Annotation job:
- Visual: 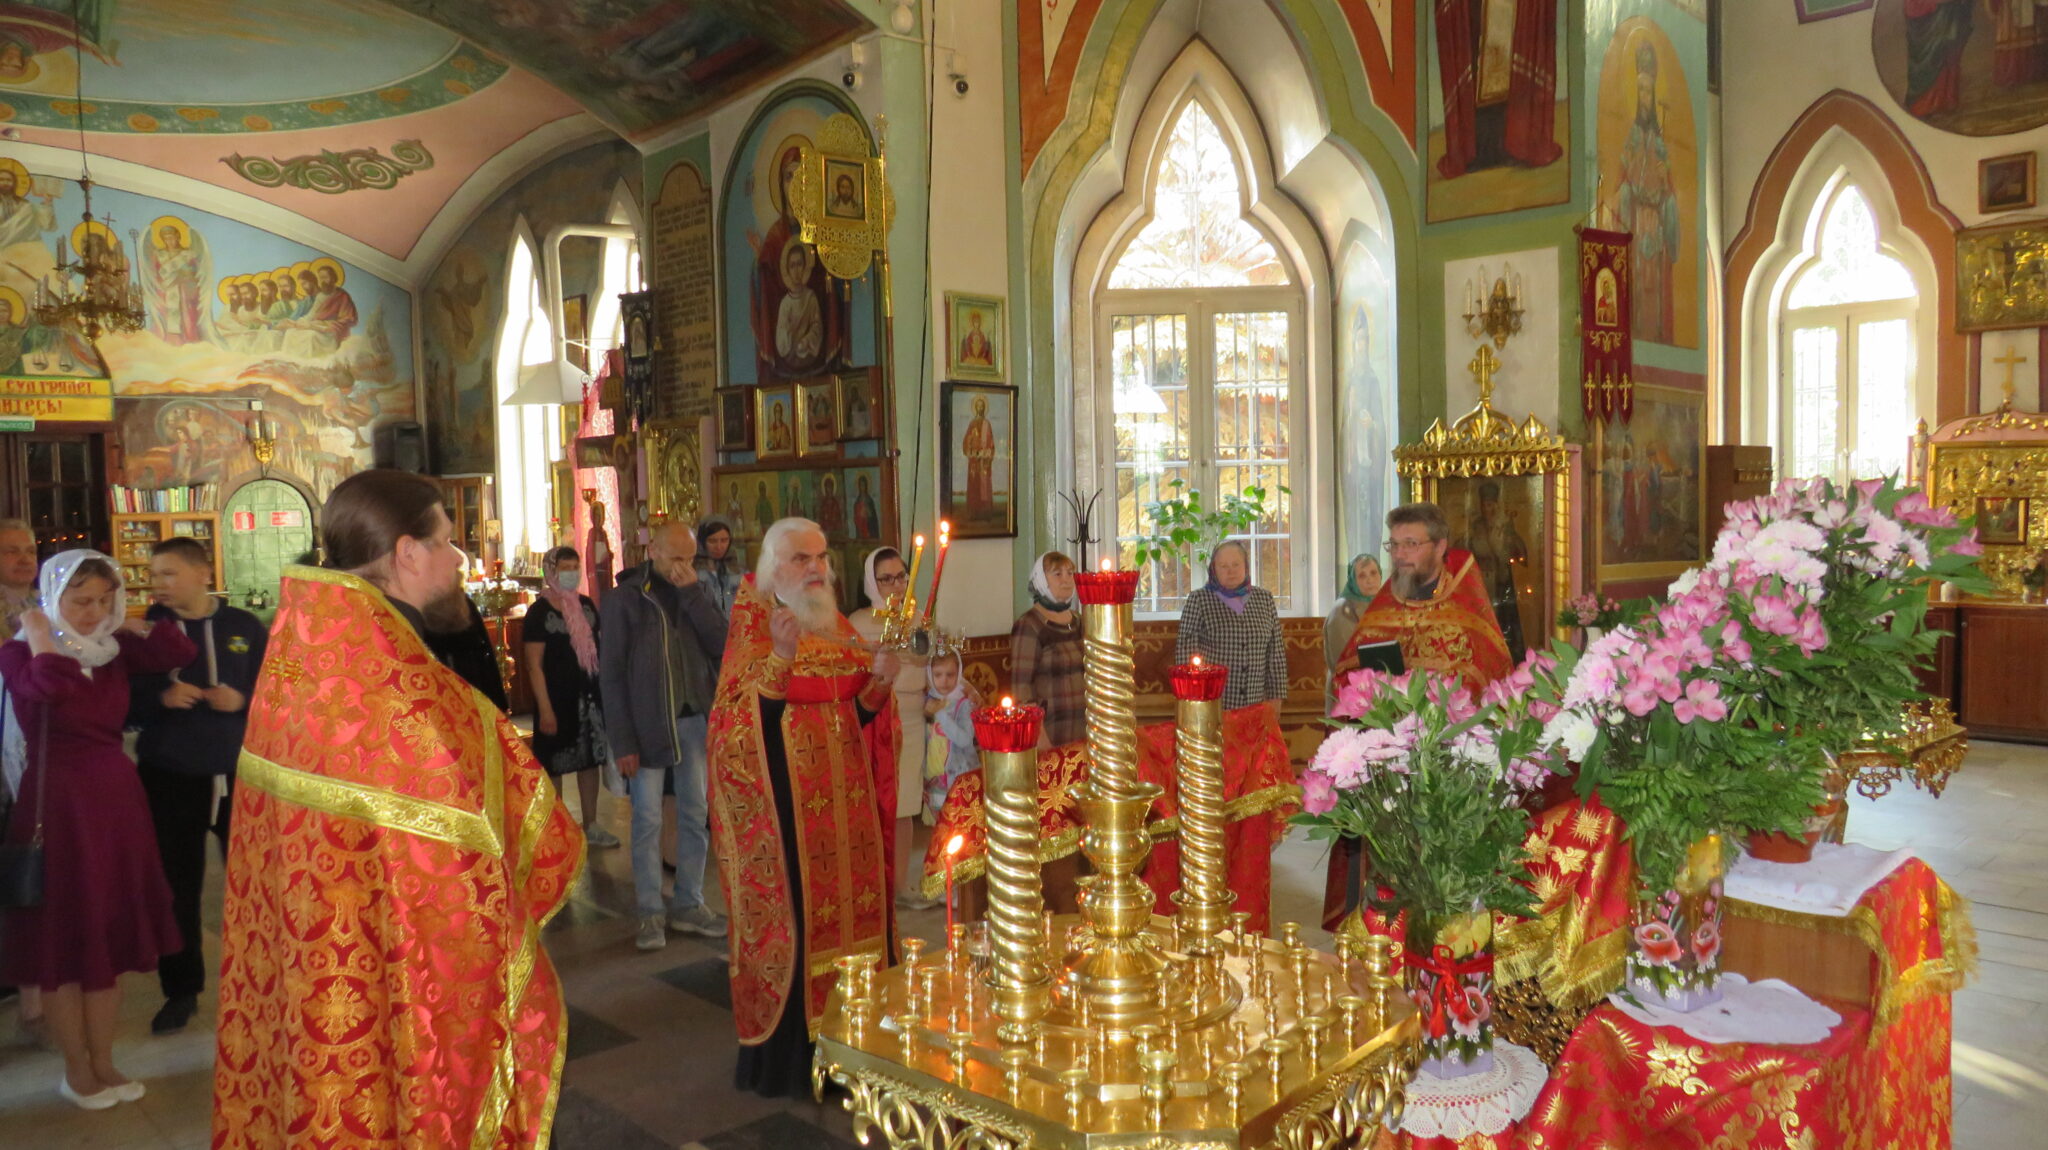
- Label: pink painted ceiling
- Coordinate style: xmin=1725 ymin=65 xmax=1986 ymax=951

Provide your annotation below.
xmin=14 ymin=67 xmax=588 ymax=262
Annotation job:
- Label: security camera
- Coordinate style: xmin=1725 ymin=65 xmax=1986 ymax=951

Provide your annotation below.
xmin=952 ymin=75 xmax=969 ymax=97
xmin=843 ymin=68 xmax=863 ymax=90
xmin=843 ymin=43 xmax=865 ymax=90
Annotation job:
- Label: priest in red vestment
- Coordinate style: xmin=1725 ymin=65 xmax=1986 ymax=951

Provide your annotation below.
xmin=708 ymin=517 xmax=900 ymax=1098
xmin=1322 ymin=501 xmax=1513 ymax=930
xmin=212 ymin=470 xmax=582 ymax=1150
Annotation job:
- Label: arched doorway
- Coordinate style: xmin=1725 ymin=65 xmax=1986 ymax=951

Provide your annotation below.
xmin=221 ymin=478 xmax=314 ymax=622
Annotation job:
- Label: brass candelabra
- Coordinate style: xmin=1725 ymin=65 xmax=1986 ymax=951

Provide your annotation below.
xmin=813 ymin=566 xmax=1419 ymax=1148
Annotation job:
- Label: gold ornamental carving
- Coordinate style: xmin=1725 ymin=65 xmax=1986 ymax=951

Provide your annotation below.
xmin=791 ymin=112 xmax=895 ymax=281
xmin=1917 ymin=406 xmax=2048 ymax=598
xmin=642 ymin=419 xmax=702 ymax=528
xmin=1398 ymin=344 xmax=1577 ymax=641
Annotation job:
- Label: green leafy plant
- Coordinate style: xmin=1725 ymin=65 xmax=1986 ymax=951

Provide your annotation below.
xmin=1127 ymin=479 xmax=1288 ymax=574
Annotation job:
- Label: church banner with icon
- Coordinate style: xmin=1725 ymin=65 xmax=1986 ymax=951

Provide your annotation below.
xmin=1579 ymin=226 xmax=1634 ymax=423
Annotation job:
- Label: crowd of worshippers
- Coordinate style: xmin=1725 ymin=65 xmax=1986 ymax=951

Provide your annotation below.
xmin=0 ymin=484 xmax=1458 ymax=1122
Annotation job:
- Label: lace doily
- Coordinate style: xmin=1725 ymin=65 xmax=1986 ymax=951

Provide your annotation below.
xmin=1727 ymin=842 xmax=1912 ymax=917
xmin=1612 ymin=973 xmax=1842 ymax=1046
xmin=1390 ymin=1040 xmax=1547 ymax=1139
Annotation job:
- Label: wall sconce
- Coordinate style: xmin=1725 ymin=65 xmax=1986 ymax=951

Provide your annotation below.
xmin=245 ymin=400 xmax=277 ymax=477
xmin=1462 ymin=263 xmax=1525 ymax=349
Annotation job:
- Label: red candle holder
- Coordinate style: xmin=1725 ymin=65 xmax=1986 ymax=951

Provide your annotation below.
xmin=973 ymin=702 xmax=1044 ymax=752
xmin=1168 ymin=660 xmax=1229 ymax=702
xmin=1073 ymin=568 xmax=1141 ymax=606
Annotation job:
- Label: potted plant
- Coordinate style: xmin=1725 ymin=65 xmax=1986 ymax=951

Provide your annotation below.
xmin=1127 ymin=478 xmax=1285 ymax=592
xmin=1293 ymin=656 xmax=1561 ymax=1078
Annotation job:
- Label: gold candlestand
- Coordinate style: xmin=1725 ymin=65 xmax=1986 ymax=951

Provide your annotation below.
xmin=1170 ymin=658 xmax=1235 ymax=950
xmin=813 ymin=568 xmax=1420 ymax=1148
xmin=1068 ymin=568 xmax=1167 ymax=1029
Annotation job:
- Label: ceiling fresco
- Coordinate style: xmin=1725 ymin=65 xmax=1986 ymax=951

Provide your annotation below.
xmin=0 ymin=0 xmax=508 ymax=133
xmin=373 ymin=0 xmax=873 ymax=138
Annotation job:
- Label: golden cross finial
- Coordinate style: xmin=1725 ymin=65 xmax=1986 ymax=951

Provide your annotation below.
xmin=1467 ymin=344 xmax=1500 ymax=406
xmin=1993 ymin=343 xmax=2029 ymax=407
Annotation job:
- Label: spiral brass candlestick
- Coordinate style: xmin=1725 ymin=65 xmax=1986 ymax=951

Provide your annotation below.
xmin=1076 ymin=570 xmax=1143 ymax=802
xmin=1170 ymin=661 xmax=1233 ymax=949
xmin=979 ymin=703 xmax=1053 ymax=1026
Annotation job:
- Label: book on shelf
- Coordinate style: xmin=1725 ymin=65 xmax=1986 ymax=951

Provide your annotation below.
xmin=110 ymin=483 xmax=219 ymax=514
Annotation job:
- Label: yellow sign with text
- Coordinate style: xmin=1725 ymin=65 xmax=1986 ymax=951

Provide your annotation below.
xmin=0 ymin=375 xmax=113 ymax=421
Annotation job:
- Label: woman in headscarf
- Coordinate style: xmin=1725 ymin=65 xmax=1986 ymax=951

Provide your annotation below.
xmin=693 ymin=518 xmax=743 ymax=619
xmin=1009 ymin=550 xmax=1085 ymax=748
xmin=524 ymin=546 xmax=616 ymax=848
xmin=847 ymin=546 xmax=935 ymax=908
xmin=1323 ymin=553 xmax=1382 ymax=700
xmin=1 ymin=550 xmax=195 ymax=1109
xmin=1173 ymin=540 xmax=1287 ymax=711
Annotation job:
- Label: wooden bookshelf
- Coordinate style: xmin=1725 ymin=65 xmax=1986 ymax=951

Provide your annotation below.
xmin=111 ymin=511 xmax=223 ymax=616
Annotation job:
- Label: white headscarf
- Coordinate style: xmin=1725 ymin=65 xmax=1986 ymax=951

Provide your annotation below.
xmin=3 ymin=548 xmax=123 ymax=795
xmin=861 ymin=546 xmax=903 ymax=609
xmin=1027 ymin=552 xmax=1076 ymax=613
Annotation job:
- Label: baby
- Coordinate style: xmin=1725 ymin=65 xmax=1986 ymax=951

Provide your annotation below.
xmin=921 ymin=650 xmax=982 ymax=823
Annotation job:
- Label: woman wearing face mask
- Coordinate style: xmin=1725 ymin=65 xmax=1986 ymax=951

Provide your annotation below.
xmin=1323 ymin=553 xmax=1382 ymax=704
xmin=523 ymin=546 xmax=617 ymax=848
xmin=692 ymin=519 xmax=743 ymax=619
xmin=0 ymin=551 xmax=196 ymax=1109
xmin=1173 ymin=540 xmax=1287 ymax=711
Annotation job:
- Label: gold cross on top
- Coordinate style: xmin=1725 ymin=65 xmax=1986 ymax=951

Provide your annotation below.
xmin=1994 ymin=343 xmax=2029 ymax=406
xmin=1468 ymin=344 xmax=1500 ymax=406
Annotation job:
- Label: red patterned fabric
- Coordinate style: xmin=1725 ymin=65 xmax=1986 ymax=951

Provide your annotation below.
xmin=213 ymin=569 xmax=582 ymax=1150
xmin=707 ymin=577 xmax=895 ymax=1044
xmin=919 ymin=702 xmax=1299 ymax=931
xmin=1383 ymin=994 xmax=1952 ymax=1150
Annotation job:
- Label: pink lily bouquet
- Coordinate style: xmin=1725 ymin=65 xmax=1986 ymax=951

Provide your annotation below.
xmin=1295 ymin=653 xmax=1566 ymax=929
xmin=1542 ymin=475 xmax=1987 ymax=896
xmin=1555 ymin=592 xmax=1631 ymax=632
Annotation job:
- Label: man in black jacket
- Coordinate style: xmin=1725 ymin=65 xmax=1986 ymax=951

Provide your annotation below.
xmin=130 ymin=537 xmax=267 ymax=1034
xmin=601 ymin=521 xmax=729 ymax=951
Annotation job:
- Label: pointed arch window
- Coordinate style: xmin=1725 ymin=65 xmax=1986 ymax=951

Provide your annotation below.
xmin=495 ymin=230 xmax=562 ymax=563
xmin=1778 ymin=183 xmax=1920 ymax=483
xmin=1099 ymin=99 xmax=1302 ymax=614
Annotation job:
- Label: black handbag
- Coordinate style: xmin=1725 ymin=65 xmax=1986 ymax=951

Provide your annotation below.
xmin=0 ymin=686 xmax=46 ymax=909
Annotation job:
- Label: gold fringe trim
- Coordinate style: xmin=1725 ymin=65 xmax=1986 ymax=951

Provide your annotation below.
xmin=1724 ymin=875 xmax=1977 ymax=1037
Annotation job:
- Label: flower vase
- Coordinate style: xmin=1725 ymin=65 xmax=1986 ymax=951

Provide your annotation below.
xmin=1627 ymin=835 xmax=1725 ymax=1012
xmin=1405 ymin=906 xmax=1496 ymax=1079
xmin=1747 ymin=753 xmax=1848 ymax=863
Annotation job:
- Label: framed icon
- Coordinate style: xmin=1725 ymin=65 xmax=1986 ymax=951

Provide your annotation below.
xmin=797 ymin=376 xmax=839 ymax=458
xmin=716 ymin=387 xmax=754 ymax=452
xmin=755 ymin=384 xmax=798 ymax=461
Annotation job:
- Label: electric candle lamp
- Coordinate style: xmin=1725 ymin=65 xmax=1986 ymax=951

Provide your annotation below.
xmin=922 ymin=521 xmax=953 ymax=627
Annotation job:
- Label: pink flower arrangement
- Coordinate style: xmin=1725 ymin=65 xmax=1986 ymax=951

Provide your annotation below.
xmin=1542 ymin=475 xmax=1986 ymax=896
xmin=1295 ymin=654 xmax=1564 ymax=926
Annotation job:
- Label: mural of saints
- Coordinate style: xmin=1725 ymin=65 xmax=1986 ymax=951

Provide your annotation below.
xmin=1617 ymin=38 xmax=1680 ymax=347
xmin=141 ymin=215 xmax=211 ymax=346
xmin=748 ymin=138 xmax=847 ymax=381
xmin=0 ymin=158 xmax=52 ymax=249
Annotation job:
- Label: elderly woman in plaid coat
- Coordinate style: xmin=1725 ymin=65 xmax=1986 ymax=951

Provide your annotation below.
xmin=1173 ymin=540 xmax=1288 ymax=711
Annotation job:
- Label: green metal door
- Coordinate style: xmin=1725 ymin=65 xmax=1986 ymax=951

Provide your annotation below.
xmin=221 ymin=479 xmax=314 ymax=625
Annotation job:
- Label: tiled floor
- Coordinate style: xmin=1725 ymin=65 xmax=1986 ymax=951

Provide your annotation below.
xmin=4 ymin=742 xmax=2046 ymax=1148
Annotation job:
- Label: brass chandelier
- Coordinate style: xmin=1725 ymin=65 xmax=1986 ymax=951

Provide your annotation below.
xmin=32 ymin=0 xmax=144 ymax=343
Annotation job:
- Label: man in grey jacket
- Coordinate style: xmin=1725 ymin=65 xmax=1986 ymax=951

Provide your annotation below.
xmin=600 ymin=521 xmax=730 ymax=950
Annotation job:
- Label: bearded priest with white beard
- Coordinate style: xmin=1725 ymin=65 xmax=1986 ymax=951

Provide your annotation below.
xmin=707 ymin=518 xmax=902 ymax=1097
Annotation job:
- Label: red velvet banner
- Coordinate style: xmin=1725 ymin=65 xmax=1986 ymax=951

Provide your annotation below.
xmin=1580 ymin=226 xmax=1634 ymax=424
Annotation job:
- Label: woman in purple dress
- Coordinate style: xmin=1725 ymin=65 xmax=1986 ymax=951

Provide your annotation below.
xmin=1 ymin=550 xmax=194 ymax=1109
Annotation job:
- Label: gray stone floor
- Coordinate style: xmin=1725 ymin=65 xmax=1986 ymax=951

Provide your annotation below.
xmin=3 ymin=741 xmax=2045 ymax=1148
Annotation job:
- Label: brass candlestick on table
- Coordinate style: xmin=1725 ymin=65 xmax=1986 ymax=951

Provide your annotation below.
xmin=977 ymin=699 xmax=1053 ymax=1028
xmin=1068 ymin=562 xmax=1167 ymax=1029
xmin=1169 ymin=654 xmax=1234 ymax=950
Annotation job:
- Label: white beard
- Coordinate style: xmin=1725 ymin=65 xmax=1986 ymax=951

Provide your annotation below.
xmin=783 ymin=581 xmax=839 ymax=631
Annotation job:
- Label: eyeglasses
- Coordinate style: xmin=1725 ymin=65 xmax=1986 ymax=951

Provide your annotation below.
xmin=875 ymin=572 xmax=909 ymax=586
xmin=1383 ymin=539 xmax=1437 ymax=554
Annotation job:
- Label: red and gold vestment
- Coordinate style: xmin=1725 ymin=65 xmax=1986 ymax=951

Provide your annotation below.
xmin=212 ymin=567 xmax=582 ymax=1150
xmin=708 ymin=576 xmax=897 ymax=1044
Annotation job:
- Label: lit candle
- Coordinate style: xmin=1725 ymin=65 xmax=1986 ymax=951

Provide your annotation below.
xmin=944 ymin=832 xmax=966 ymax=944
xmin=921 ymin=521 xmax=952 ymax=627
xmin=906 ymin=533 xmax=926 ymax=595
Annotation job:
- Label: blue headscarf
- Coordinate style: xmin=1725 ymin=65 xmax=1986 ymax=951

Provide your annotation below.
xmin=1204 ymin=541 xmax=1253 ymax=612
